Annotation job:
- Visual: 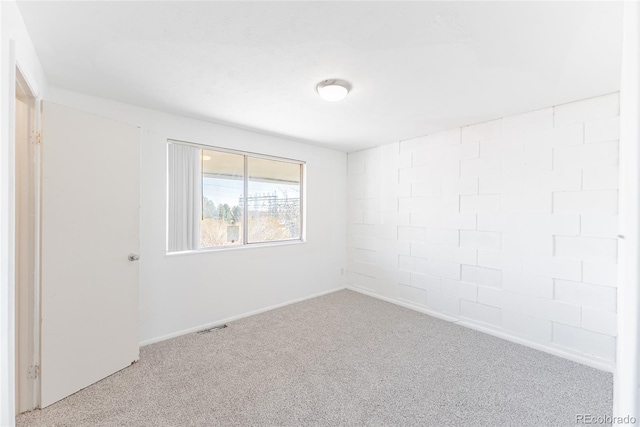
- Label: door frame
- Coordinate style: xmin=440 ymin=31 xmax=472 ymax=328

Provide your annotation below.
xmin=2 ymin=37 xmax=43 ymax=423
xmin=14 ymin=63 xmax=41 ymax=413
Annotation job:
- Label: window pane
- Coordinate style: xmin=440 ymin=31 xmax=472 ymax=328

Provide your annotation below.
xmin=247 ymin=157 xmax=301 ymax=243
xmin=201 ymin=149 xmax=244 ymax=247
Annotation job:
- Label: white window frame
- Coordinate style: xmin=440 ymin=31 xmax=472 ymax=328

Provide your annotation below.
xmin=167 ymin=139 xmax=306 ymax=254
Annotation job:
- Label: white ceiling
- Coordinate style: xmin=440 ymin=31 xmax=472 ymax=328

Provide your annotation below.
xmin=18 ymin=1 xmax=623 ymax=152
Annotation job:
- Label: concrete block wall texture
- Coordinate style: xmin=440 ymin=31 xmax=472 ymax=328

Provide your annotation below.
xmin=346 ymin=93 xmax=620 ymax=368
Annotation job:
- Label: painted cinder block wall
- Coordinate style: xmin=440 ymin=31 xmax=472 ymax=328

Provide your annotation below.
xmin=346 ymin=93 xmax=620 ymax=369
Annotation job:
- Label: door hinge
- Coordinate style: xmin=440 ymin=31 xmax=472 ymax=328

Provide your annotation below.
xmin=27 ymin=365 xmax=40 ymax=379
xmin=30 ymin=130 xmax=41 ymax=145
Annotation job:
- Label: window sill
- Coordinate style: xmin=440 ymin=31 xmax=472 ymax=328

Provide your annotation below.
xmin=165 ymin=238 xmax=306 ymax=257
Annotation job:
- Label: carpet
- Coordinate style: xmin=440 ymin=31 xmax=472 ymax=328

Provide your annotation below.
xmin=17 ymin=290 xmax=612 ymax=426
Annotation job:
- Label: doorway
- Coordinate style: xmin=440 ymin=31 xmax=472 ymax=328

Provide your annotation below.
xmin=15 ymin=66 xmax=40 ymax=414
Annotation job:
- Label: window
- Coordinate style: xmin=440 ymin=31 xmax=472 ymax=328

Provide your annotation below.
xmin=168 ymin=140 xmax=304 ymax=252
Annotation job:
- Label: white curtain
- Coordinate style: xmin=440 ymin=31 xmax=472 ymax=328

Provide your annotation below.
xmin=168 ymin=143 xmax=202 ymax=252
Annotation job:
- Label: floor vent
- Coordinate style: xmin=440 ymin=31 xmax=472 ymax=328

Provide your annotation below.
xmin=197 ymin=324 xmax=228 ymax=334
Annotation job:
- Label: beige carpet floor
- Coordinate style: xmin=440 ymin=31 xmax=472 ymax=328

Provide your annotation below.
xmin=17 ymin=290 xmax=612 ymax=426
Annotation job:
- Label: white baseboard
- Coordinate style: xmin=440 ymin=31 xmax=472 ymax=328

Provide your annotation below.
xmin=346 ymin=286 xmax=459 ymax=323
xmin=141 ymin=284 xmax=615 ymax=373
xmin=347 ymin=286 xmax=615 ymax=373
xmin=139 ymin=286 xmax=346 ymax=347
xmin=456 ymin=320 xmax=614 ymax=373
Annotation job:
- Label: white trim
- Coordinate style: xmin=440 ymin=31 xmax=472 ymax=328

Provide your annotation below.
xmin=346 ymin=286 xmax=458 ymax=323
xmin=15 ymin=63 xmax=39 ymax=103
xmin=1 ymin=39 xmax=18 ymax=427
xmin=165 ymin=239 xmax=306 ymax=257
xmin=615 ymin=0 xmax=640 ymax=421
xmin=168 ymin=139 xmax=306 ymax=165
xmin=455 ymin=320 xmax=614 ymax=373
xmin=31 ymin=102 xmax=41 ymax=411
xmin=347 ymin=286 xmax=614 ymax=373
xmin=14 ymin=61 xmax=41 ymax=414
xmin=140 ymin=287 xmax=345 ymax=347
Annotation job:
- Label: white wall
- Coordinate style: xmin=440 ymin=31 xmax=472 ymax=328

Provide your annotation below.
xmin=615 ymin=0 xmax=640 ymax=421
xmin=46 ymin=88 xmax=347 ymax=345
xmin=346 ymin=93 xmax=620 ymax=371
xmin=1 ymin=1 xmax=48 ymax=425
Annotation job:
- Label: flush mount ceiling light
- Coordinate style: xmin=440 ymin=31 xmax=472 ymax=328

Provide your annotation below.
xmin=316 ymin=79 xmax=350 ymax=102
xmin=202 ymin=155 xmax=212 ymax=161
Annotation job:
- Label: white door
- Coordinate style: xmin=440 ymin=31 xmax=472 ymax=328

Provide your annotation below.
xmin=40 ymin=102 xmax=140 ymax=408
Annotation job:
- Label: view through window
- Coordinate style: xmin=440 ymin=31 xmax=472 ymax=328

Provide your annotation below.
xmin=168 ymin=141 xmax=303 ymax=252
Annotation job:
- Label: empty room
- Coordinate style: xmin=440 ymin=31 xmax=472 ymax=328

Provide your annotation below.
xmin=1 ymin=1 xmax=639 ymax=426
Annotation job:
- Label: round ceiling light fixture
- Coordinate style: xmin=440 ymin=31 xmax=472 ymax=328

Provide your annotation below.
xmin=316 ymin=79 xmax=350 ymax=102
